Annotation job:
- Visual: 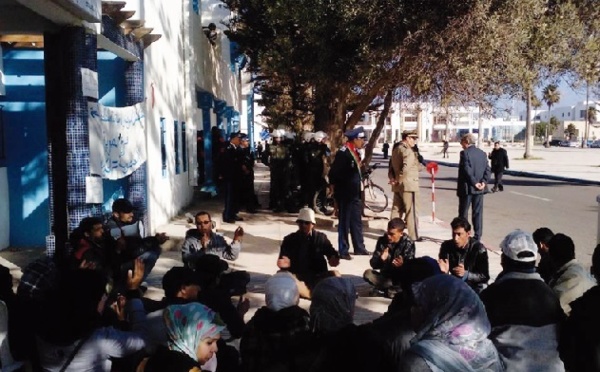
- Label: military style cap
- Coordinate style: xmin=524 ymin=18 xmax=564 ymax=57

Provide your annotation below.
xmin=230 ymin=131 xmax=244 ymax=140
xmin=344 ymin=126 xmax=366 ymax=140
xmin=402 ymin=129 xmax=418 ymax=138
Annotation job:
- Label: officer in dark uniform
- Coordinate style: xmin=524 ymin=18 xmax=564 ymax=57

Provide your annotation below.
xmin=328 ymin=126 xmax=370 ymax=260
xmin=238 ymin=134 xmax=259 ymax=212
xmin=262 ymin=129 xmax=290 ymax=212
xmin=301 ymin=132 xmax=329 ymax=208
xmin=222 ymin=132 xmax=244 ymax=223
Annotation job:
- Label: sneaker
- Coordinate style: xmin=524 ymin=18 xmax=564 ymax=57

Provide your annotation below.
xmin=340 ymin=254 xmax=353 ymax=260
xmin=354 ymin=250 xmax=371 ymax=256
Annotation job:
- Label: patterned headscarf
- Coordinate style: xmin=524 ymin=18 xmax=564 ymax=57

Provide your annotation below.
xmin=265 ymin=272 xmax=299 ymax=311
xmin=164 ymin=303 xmax=226 ymax=361
xmin=410 ymin=275 xmax=502 ymax=372
xmin=309 ymin=277 xmax=356 ymax=334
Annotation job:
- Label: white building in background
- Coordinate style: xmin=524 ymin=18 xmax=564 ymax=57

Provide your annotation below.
xmin=519 ymin=101 xmax=600 ymax=141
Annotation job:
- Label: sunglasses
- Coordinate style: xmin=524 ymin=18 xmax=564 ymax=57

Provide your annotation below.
xmin=196 ymin=220 xmax=212 ymax=225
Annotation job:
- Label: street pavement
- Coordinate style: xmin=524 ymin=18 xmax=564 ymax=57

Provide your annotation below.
xmin=0 ymin=141 xmax=598 ymax=326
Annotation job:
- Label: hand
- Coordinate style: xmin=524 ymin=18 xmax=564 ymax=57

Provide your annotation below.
xmin=237 ymin=295 xmax=250 ymax=316
xmin=277 ymin=256 xmax=291 ymax=269
xmin=475 ymin=182 xmax=485 ymax=191
xmin=110 ymin=294 xmax=127 ymax=321
xmin=234 ymin=226 xmax=244 ymax=241
xmin=392 ymin=256 xmax=404 ymax=267
xmin=452 ymin=263 xmax=466 ymax=277
xmin=328 ymin=255 xmax=340 ymax=267
xmin=380 ymin=247 xmax=390 ymax=261
xmin=201 ymin=233 xmax=210 ymax=248
xmin=127 ymin=258 xmax=145 ymax=290
xmin=438 ymin=258 xmax=450 ymax=274
xmin=79 ymin=259 xmax=97 ymax=270
xmin=155 ymin=232 xmax=169 ymax=244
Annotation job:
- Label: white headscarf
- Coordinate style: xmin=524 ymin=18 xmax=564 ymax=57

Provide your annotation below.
xmin=265 ymin=272 xmax=300 ymax=311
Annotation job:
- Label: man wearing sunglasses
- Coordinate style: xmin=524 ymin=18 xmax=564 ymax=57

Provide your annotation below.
xmin=277 ymin=207 xmax=340 ymax=298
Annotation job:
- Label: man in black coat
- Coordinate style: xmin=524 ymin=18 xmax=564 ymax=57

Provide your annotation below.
xmin=277 ymin=207 xmax=340 ymax=298
xmin=457 ymin=133 xmax=490 ymax=241
xmin=221 ymin=132 xmax=244 ymax=223
xmin=438 ymin=217 xmax=490 ymax=293
xmin=488 ymin=141 xmax=509 ymax=192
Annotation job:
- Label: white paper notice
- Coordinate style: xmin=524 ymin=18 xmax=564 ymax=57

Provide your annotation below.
xmin=81 ymin=67 xmax=99 ymax=99
xmin=85 ymin=176 xmax=103 ymax=203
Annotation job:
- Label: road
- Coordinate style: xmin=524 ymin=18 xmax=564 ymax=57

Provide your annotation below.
xmin=369 ymin=157 xmax=599 ymax=267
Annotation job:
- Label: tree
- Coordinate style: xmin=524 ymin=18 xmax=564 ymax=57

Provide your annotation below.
xmin=542 ymin=84 xmax=561 ymax=146
xmin=566 ymin=123 xmax=578 ymax=139
xmin=531 ymin=95 xmax=542 ymax=141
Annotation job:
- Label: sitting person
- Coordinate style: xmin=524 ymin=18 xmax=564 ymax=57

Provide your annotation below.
xmin=560 ymin=244 xmax=600 ymax=371
xmin=0 ymin=265 xmax=26 ymax=371
xmin=532 ymin=227 xmax=555 ymax=283
xmin=438 ymin=216 xmax=490 ymax=292
xmin=398 ymin=275 xmax=503 ymax=372
xmin=277 ymin=207 xmax=340 ymax=299
xmin=547 ymin=233 xmax=596 ymax=315
xmin=105 ymin=198 xmax=167 ymax=284
xmin=142 ymin=303 xmax=225 ymax=372
xmin=182 ymin=211 xmax=248 ymax=297
xmin=240 ymin=272 xmax=315 ymax=372
xmin=70 ymin=216 xmax=117 ymax=280
xmin=363 ymin=218 xmax=415 ymax=297
xmin=480 ymin=230 xmax=565 ymax=371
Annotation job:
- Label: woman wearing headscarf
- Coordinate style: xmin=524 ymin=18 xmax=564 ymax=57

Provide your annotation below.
xmin=399 ymin=275 xmax=503 ymax=372
xmin=309 ymin=277 xmax=376 ymax=372
xmin=142 ymin=302 xmax=225 ymax=372
xmin=240 ymin=272 xmax=315 ymax=372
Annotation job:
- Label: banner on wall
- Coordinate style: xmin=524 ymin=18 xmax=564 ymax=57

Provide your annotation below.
xmin=88 ymin=102 xmax=146 ymax=180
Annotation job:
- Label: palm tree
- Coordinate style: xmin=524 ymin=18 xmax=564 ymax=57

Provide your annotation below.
xmin=542 ymin=84 xmax=560 ymax=147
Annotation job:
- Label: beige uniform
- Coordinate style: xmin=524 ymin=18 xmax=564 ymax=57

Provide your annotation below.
xmin=389 ymin=142 xmax=421 ymax=240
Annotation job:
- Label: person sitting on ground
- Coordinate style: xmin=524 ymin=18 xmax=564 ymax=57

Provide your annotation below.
xmin=560 ymin=244 xmax=600 ymax=371
xmin=532 ymin=227 xmax=555 ymax=283
xmin=547 ymin=233 xmax=596 ymax=315
xmin=70 ymin=216 xmax=117 ymax=280
xmin=277 ymin=207 xmax=340 ymax=299
xmin=0 ymin=265 xmax=26 ymax=371
xmin=363 ymin=218 xmax=415 ymax=297
xmin=36 ymin=259 xmax=147 ymax=372
xmin=438 ymin=216 xmax=490 ymax=293
xmin=309 ymin=277 xmax=375 ymax=372
xmin=240 ymin=272 xmax=316 ymax=372
xmin=182 ymin=211 xmax=249 ymax=297
xmin=480 ymin=230 xmax=565 ymax=371
xmin=142 ymin=303 xmax=225 ymax=372
xmin=398 ymin=275 xmax=503 ymax=372
xmin=105 ymin=198 xmax=167 ymax=284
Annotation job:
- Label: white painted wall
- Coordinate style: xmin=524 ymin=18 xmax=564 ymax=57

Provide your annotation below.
xmin=0 ymin=168 xmax=9 ymax=249
xmin=0 ymin=44 xmax=5 ymax=95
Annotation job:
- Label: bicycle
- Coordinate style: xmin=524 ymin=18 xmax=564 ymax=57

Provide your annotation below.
xmin=362 ymin=162 xmax=388 ymax=213
xmin=313 ymin=162 xmax=389 ymax=215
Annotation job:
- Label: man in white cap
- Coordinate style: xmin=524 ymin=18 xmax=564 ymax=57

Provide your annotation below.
xmin=480 ymin=229 xmax=565 ymax=371
xmin=277 ymin=207 xmax=340 ymax=298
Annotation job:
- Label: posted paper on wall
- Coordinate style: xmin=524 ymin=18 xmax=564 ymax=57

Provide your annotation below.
xmin=81 ymin=67 xmax=99 ymax=99
xmin=85 ymin=176 xmax=104 ymax=203
xmin=88 ymin=102 xmax=147 ymax=180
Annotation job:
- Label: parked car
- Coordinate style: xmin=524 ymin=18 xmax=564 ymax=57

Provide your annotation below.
xmin=544 ymin=139 xmax=563 ymax=147
xmin=560 ymin=141 xmax=579 ymax=148
xmin=590 ymin=140 xmax=600 ymax=148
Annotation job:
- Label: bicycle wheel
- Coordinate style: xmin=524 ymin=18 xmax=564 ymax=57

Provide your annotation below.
xmin=363 ymin=183 xmax=388 ymax=213
xmin=313 ymin=187 xmax=335 ymax=216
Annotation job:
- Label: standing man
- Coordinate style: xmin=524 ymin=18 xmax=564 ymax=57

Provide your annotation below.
xmin=329 ymin=126 xmax=370 ymax=260
xmin=389 ymin=130 xmax=421 ymax=241
xmin=438 ymin=217 xmax=490 ymax=293
xmin=488 ymin=141 xmax=509 ymax=192
xmin=222 ymin=132 xmax=244 ymax=223
xmin=262 ymin=130 xmax=290 ymax=212
xmin=382 ymin=142 xmax=390 ymax=159
xmin=277 ymin=207 xmax=340 ymax=298
xmin=239 ymin=134 xmax=259 ymax=213
xmin=457 ymin=133 xmax=490 ymax=241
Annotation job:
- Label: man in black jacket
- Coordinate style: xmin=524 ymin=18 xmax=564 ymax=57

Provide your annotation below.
xmin=488 ymin=141 xmax=509 ymax=192
xmin=363 ymin=218 xmax=415 ymax=296
xmin=277 ymin=207 xmax=340 ymax=298
xmin=438 ymin=216 xmax=490 ymax=292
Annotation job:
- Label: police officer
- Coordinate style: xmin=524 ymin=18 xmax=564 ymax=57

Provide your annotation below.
xmin=301 ymin=132 xmax=329 ymax=208
xmin=238 ymin=134 xmax=259 ymax=213
xmin=262 ymin=129 xmax=290 ymax=212
xmin=328 ymin=126 xmax=370 ymax=260
xmin=222 ymin=132 xmax=244 ymax=223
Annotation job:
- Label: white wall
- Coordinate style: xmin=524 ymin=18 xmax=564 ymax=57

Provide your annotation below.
xmin=0 ymin=168 xmax=9 ymax=249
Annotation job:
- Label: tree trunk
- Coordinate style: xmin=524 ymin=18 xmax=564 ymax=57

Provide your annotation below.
xmin=524 ymin=88 xmax=533 ymax=159
xmin=477 ymin=102 xmax=483 ymax=148
xmin=363 ymin=90 xmax=392 ymax=165
xmin=313 ymin=84 xmax=349 ymax=152
xmin=344 ymin=76 xmax=392 ymax=132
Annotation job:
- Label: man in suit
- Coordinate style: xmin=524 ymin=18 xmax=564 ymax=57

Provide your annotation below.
xmin=389 ymin=129 xmax=422 ymax=241
xmin=457 ymin=133 xmax=490 ymax=241
xmin=488 ymin=141 xmax=509 ymax=192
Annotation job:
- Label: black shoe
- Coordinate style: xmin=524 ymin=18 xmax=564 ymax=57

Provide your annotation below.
xmin=340 ymin=254 xmax=353 ymax=260
xmin=234 ymin=216 xmax=244 ymax=221
xmin=416 ymin=237 xmax=424 ymax=242
xmin=354 ymin=250 xmax=371 ymax=256
xmin=223 ymin=219 xmax=235 ymax=223
xmin=491 ymin=187 xmax=498 ymax=193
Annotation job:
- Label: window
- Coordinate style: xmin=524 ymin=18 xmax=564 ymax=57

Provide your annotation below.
xmin=580 ymin=110 xmax=586 ymax=119
xmin=174 ymin=120 xmax=180 ymax=174
xmin=181 ymin=122 xmax=187 ymax=172
xmin=160 ymin=118 xmax=167 ymax=178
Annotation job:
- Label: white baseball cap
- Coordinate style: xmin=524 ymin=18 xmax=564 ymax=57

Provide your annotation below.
xmin=296 ymin=207 xmax=316 ymax=224
xmin=500 ymin=229 xmax=538 ymax=262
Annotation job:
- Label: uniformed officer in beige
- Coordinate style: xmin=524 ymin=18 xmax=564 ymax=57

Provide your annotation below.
xmin=389 ymin=129 xmax=422 ymax=241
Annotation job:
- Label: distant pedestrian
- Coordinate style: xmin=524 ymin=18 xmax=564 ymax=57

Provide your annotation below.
xmin=256 ymin=141 xmax=263 ymax=158
xmin=488 ymin=141 xmax=509 ymax=192
xmin=221 ymin=132 xmax=244 ymax=223
xmin=457 ymin=133 xmax=490 ymax=241
xmin=442 ymin=139 xmax=449 ymax=158
xmin=382 ymin=142 xmax=389 ymax=159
